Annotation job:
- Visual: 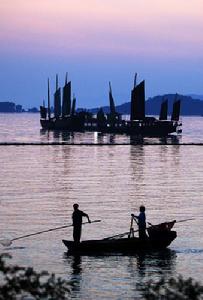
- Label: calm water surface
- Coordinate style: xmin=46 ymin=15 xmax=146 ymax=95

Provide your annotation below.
xmin=0 ymin=114 xmax=202 ymax=144
xmin=0 ymin=114 xmax=202 ymax=299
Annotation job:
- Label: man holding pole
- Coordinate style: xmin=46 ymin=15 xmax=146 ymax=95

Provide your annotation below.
xmin=72 ymin=203 xmax=91 ymax=243
xmin=131 ymin=205 xmax=147 ymax=240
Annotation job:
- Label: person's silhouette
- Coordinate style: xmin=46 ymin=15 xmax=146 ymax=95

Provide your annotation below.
xmin=72 ymin=204 xmax=91 ymax=243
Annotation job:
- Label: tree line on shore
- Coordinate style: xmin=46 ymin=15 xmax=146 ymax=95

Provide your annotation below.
xmin=1 ymin=93 xmax=203 ymax=115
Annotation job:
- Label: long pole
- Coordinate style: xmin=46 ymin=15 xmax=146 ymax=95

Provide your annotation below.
xmin=0 ymin=220 xmax=101 ymax=246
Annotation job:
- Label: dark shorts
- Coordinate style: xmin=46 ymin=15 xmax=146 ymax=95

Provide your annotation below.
xmin=73 ymin=225 xmax=82 ymax=243
xmin=139 ymin=227 xmax=147 ymax=240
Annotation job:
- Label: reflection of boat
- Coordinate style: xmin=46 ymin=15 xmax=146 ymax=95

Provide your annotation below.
xmin=40 ymin=74 xmax=182 ymax=137
xmin=62 ymin=221 xmax=177 ymax=254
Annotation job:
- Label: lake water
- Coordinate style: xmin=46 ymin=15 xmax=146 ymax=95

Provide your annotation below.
xmin=0 ymin=114 xmax=202 ymax=299
xmin=0 ymin=114 xmax=202 ymax=144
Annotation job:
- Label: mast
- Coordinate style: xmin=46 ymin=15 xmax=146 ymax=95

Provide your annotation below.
xmin=54 ymin=74 xmax=61 ymax=119
xmin=48 ymin=78 xmax=51 ymax=120
xmin=65 ymin=72 xmax=68 ymax=85
xmin=56 ymin=74 xmax=58 ymax=90
xmin=134 ymin=72 xmax=137 ymax=88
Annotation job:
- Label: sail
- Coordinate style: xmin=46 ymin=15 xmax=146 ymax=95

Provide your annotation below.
xmin=159 ymin=99 xmax=168 ymax=120
xmin=171 ymin=99 xmax=181 ymax=121
xmin=54 ymin=75 xmax=61 ymax=118
xmin=71 ymin=96 xmax=76 ymax=116
xmin=62 ymin=81 xmax=71 ymax=116
xmin=109 ymin=82 xmax=116 ymax=116
xmin=130 ymin=80 xmax=145 ymax=121
xmin=54 ymin=87 xmax=61 ymax=118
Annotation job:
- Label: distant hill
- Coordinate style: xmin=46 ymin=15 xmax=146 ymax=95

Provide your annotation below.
xmin=145 ymin=94 xmax=203 ymax=115
xmin=87 ymin=94 xmax=203 ymax=116
xmin=188 ymin=94 xmax=203 ymax=101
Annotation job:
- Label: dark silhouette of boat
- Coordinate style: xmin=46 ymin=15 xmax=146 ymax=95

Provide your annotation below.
xmin=40 ymin=74 xmax=182 ymax=136
xmin=62 ymin=221 xmax=177 ymax=254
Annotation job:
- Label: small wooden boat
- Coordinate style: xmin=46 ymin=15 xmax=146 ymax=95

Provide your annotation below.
xmin=62 ymin=221 xmax=177 ymax=254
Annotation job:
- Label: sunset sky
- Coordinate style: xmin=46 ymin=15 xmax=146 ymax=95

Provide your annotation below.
xmin=0 ymin=0 xmax=203 ymax=108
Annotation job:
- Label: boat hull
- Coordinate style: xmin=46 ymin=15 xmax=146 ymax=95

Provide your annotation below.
xmin=62 ymin=230 xmax=177 ymax=254
xmin=41 ymin=118 xmax=180 ymax=137
xmin=40 ymin=116 xmax=84 ymax=131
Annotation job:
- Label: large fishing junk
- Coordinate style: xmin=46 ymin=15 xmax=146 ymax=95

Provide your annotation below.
xmin=40 ymin=74 xmax=182 ymax=136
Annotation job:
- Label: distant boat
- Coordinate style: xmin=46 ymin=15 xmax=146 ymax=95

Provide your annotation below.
xmin=62 ymin=221 xmax=177 ymax=254
xmin=40 ymin=74 xmax=182 ymax=136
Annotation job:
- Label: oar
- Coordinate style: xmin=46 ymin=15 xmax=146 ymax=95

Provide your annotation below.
xmin=0 ymin=220 xmax=101 ymax=247
xmin=104 ymin=218 xmax=196 ymax=241
xmin=104 ymin=229 xmax=139 ymax=240
xmin=128 ymin=215 xmax=134 ymax=238
xmin=103 ymin=231 xmax=130 ymax=240
xmin=147 ymin=218 xmax=195 ymax=227
xmin=104 ymin=216 xmax=140 ymax=240
xmin=176 ymin=218 xmax=195 ymax=223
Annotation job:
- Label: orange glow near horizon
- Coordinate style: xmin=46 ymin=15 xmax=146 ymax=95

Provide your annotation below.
xmin=0 ymin=0 xmax=203 ymax=58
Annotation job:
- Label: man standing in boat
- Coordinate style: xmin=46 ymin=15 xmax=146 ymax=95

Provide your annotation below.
xmin=132 ymin=205 xmax=147 ymax=240
xmin=72 ymin=203 xmax=91 ymax=243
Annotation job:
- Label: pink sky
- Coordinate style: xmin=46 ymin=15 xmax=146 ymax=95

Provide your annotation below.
xmin=0 ymin=0 xmax=203 ymax=107
xmin=1 ymin=0 xmax=203 ymax=58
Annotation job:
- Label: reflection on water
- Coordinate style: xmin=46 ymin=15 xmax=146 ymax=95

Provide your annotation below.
xmin=71 ymin=255 xmax=82 ymax=275
xmin=40 ymin=129 xmax=182 ymax=145
xmin=135 ymin=249 xmax=177 ymax=296
xmin=176 ymin=248 xmax=203 ymax=254
xmin=0 ymin=133 xmax=202 ymax=299
xmin=132 ymin=249 xmax=176 ymax=283
xmin=64 ymin=249 xmax=176 ymax=299
xmin=159 ymin=135 xmax=182 ymax=145
xmin=130 ymin=135 xmax=144 ymax=145
xmin=40 ymin=128 xmax=182 ymax=146
xmin=40 ymin=129 xmax=75 ymax=143
xmin=64 ymin=254 xmax=83 ymax=295
xmin=0 ymin=114 xmax=202 ymax=143
xmin=53 ymin=130 xmax=74 ymax=142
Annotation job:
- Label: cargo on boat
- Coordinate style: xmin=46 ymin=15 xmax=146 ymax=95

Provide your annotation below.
xmin=40 ymin=74 xmax=182 ymax=137
xmin=62 ymin=221 xmax=177 ymax=254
